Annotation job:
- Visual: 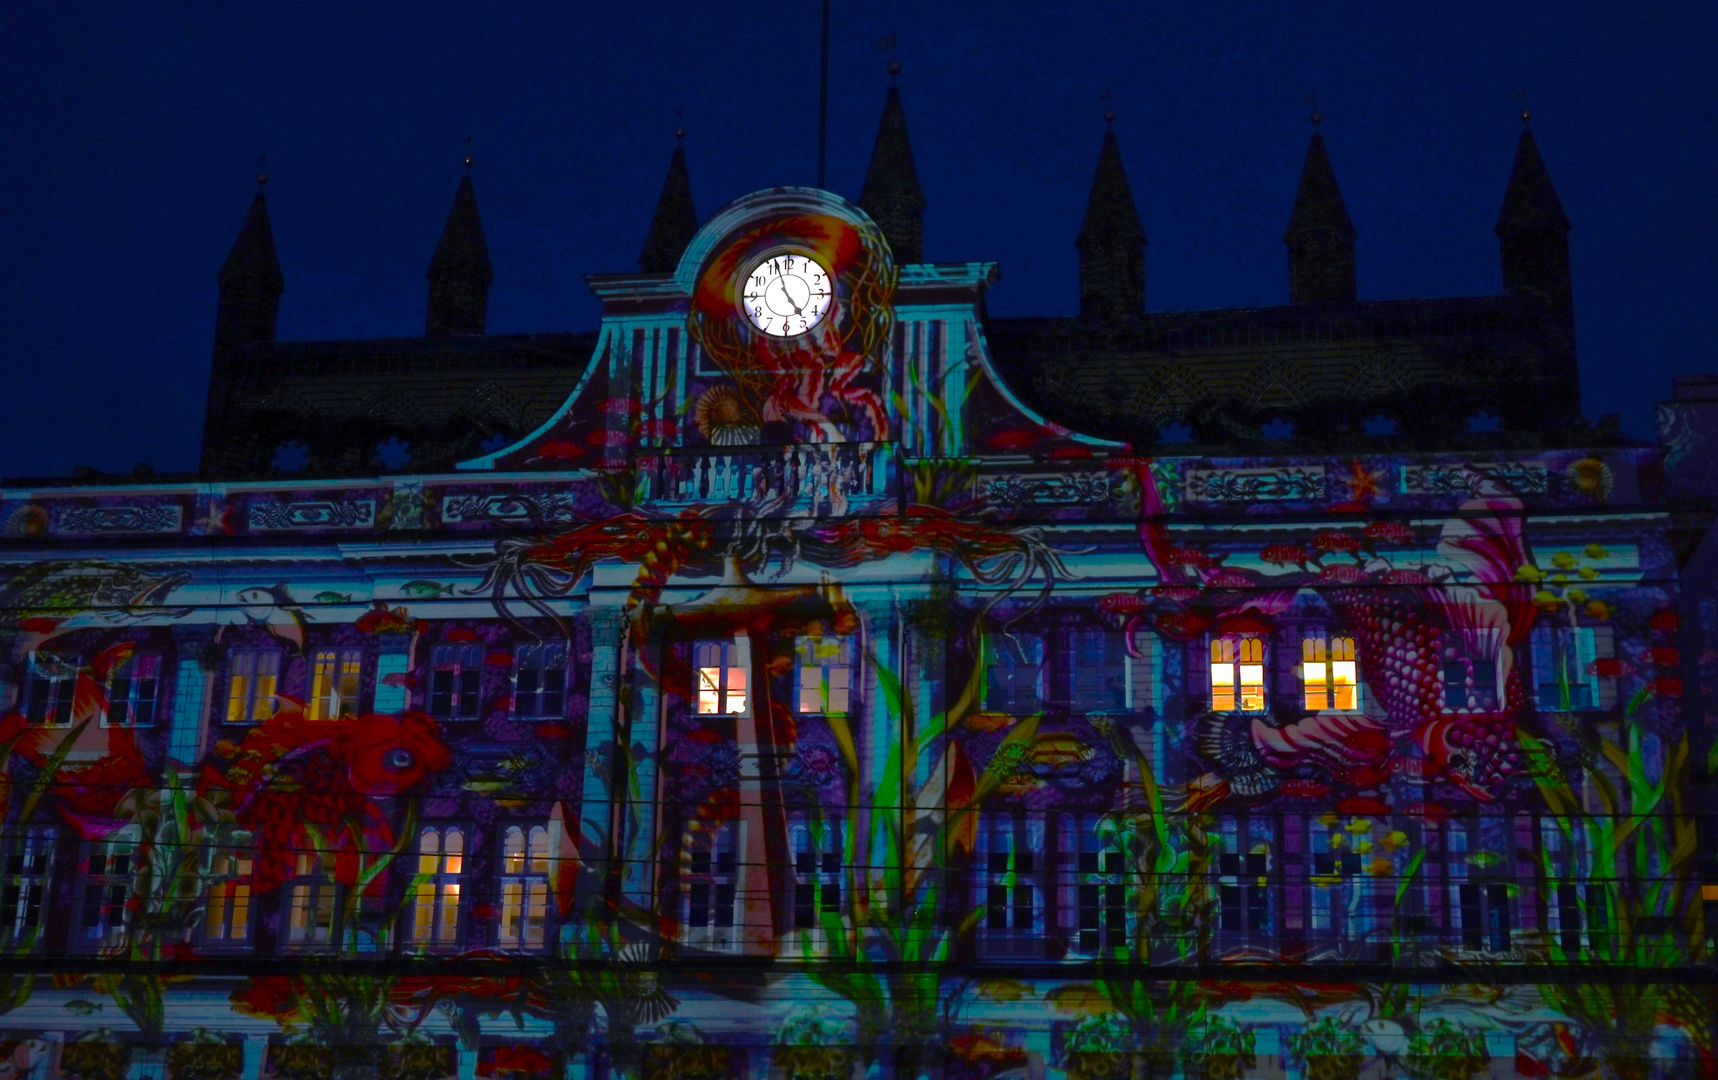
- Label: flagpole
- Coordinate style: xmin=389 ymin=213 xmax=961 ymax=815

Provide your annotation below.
xmin=817 ymin=0 xmax=830 ymax=189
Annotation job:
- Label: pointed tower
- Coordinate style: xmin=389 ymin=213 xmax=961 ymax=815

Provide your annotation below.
xmin=1284 ymin=123 xmax=1357 ymax=304
xmin=215 ymin=184 xmax=285 ymax=350
xmin=859 ymin=71 xmax=925 ymax=264
xmin=1495 ymin=116 xmax=1572 ymax=310
xmin=426 ymin=166 xmax=493 ymax=336
xmin=638 ymin=134 xmax=698 ymax=274
xmin=1076 ymin=117 xmax=1147 ymax=320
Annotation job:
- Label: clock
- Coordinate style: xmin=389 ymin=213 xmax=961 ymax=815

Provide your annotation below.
xmin=740 ymin=253 xmax=832 ymax=337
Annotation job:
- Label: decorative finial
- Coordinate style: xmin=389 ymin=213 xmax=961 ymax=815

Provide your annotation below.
xmin=888 ymin=59 xmax=901 ymax=78
xmin=256 ymin=153 xmax=267 ymax=188
xmin=1104 ymin=110 xmax=1115 ymax=127
xmin=463 ymin=137 xmax=473 ymax=172
xmin=675 ymin=127 xmax=686 ymax=141
xmin=1310 ymin=111 xmax=1322 ymax=126
xmin=674 ymin=107 xmax=685 ymax=142
xmin=1520 ymin=109 xmax=1531 ymax=126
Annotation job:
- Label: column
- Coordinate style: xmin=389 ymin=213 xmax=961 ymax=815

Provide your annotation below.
xmin=575 ymin=607 xmax=627 ymax=910
xmin=241 ymin=1036 xmax=269 ymax=1080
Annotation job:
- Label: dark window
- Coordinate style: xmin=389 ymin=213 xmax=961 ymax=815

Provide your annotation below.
xmin=23 ymin=652 xmax=78 ymax=726
xmin=513 ymin=643 xmax=568 ymax=720
xmin=429 ymin=644 xmax=483 ymax=720
xmin=105 ymin=653 xmax=161 ymax=727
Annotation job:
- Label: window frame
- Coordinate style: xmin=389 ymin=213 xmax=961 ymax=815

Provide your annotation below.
xmin=983 ymin=632 xmax=1046 ymax=715
xmin=409 ymin=825 xmax=466 ymax=951
xmin=790 ymin=817 xmax=845 ymax=952
xmin=308 ymin=647 xmax=364 ymax=721
xmin=202 ymin=838 xmax=256 ymax=948
xmin=681 ymin=823 xmax=741 ymax=952
xmin=428 ymin=643 xmax=485 ymax=721
xmin=1301 ymin=635 xmax=1361 ymax=712
xmin=283 ymin=851 xmax=336 ymax=951
xmin=512 ymin=642 xmax=570 ymax=721
xmin=794 ymin=636 xmax=853 ymax=716
xmin=496 ymin=824 xmax=552 ymax=952
xmin=22 ymin=651 xmax=80 ymax=727
xmin=693 ymin=639 xmax=751 ymax=719
xmin=79 ymin=833 xmax=136 ymax=950
xmin=1530 ymin=625 xmax=1601 ymax=711
xmin=0 ymin=827 xmax=56 ymax=946
xmin=103 ymin=651 xmax=163 ymax=728
xmin=978 ymin=813 xmax=1044 ymax=958
xmin=225 ymin=648 xmax=281 ymax=725
xmin=1210 ymin=635 xmax=1267 ymax=713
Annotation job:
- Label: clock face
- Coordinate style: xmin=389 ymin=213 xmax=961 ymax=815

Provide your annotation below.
xmin=740 ymin=253 xmax=832 ymax=337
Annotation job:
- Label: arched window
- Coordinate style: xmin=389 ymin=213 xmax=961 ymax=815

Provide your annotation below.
xmin=1070 ymin=815 xmax=1129 ymax=955
xmin=682 ymin=824 xmax=740 ymax=951
xmin=411 ymin=827 xmax=464 ymax=949
xmin=204 ymin=841 xmax=254 ymax=946
xmin=498 ymin=825 xmax=551 ymax=950
xmin=1302 ymin=636 xmax=1359 ymax=711
xmin=790 ymin=819 xmax=844 ymax=953
xmin=285 ymin=852 xmax=334 ymax=949
xmin=695 ymin=640 xmax=750 ymax=716
xmin=979 ymin=814 xmax=1044 ymax=958
xmin=1210 ymin=636 xmax=1266 ymax=712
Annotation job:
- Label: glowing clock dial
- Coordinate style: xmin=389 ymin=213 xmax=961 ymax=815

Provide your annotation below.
xmin=740 ymin=253 xmax=832 ymax=337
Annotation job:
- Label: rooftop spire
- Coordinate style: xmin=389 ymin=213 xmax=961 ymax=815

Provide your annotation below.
xmin=859 ymin=74 xmax=925 ymax=264
xmin=1495 ymin=119 xmax=1570 ymax=235
xmin=425 ymin=170 xmax=493 ymax=336
xmin=1283 ymin=126 xmax=1357 ymax=303
xmin=1075 ymin=120 xmax=1146 ymax=320
xmin=1495 ymin=119 xmax=1572 ymax=309
xmin=638 ymin=134 xmax=698 ymax=274
xmin=215 ymin=182 xmax=285 ymax=349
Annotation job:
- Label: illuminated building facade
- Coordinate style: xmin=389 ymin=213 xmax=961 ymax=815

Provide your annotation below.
xmin=0 ymin=89 xmax=1714 ymax=1080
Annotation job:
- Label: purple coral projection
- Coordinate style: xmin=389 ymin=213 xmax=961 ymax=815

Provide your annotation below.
xmin=0 ymin=175 xmax=1710 ymax=1079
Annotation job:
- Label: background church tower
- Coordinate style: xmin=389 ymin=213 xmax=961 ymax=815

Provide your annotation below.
xmin=1075 ymin=116 xmax=1146 ymax=320
xmin=1495 ymin=116 xmax=1573 ymax=312
xmin=859 ymin=71 xmax=925 ymax=265
xmin=638 ymin=135 xmax=698 ymax=274
xmin=1283 ymin=121 xmax=1357 ymax=304
xmin=425 ymin=165 xmax=493 ymax=336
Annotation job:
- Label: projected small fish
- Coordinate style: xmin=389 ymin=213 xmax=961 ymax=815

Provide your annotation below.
xmin=312 ymin=591 xmax=356 ymax=604
xmin=399 ymin=580 xmax=457 ymax=599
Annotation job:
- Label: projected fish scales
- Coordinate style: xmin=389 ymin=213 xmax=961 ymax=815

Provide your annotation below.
xmin=0 ymin=186 xmax=1710 ymax=1079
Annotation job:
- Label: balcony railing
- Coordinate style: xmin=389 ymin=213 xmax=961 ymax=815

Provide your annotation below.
xmin=637 ymin=441 xmax=894 ymax=514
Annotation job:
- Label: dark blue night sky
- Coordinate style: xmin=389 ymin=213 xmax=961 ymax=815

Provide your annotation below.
xmin=2 ymin=2 xmax=1713 ymax=479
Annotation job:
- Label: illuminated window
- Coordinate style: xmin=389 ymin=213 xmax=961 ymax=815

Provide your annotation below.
xmin=411 ymin=827 xmax=464 ymax=949
xmin=795 ymin=637 xmax=852 ymax=715
xmin=984 ymin=633 xmax=1045 ymax=714
xmin=81 ymin=836 xmax=135 ymax=948
xmin=205 ymin=842 xmax=254 ymax=945
xmin=429 ymin=644 xmax=483 ymax=720
xmin=1530 ymin=626 xmax=1599 ymax=710
xmin=104 ymin=652 xmax=162 ymax=727
xmin=497 ymin=825 xmax=551 ymax=951
xmin=372 ymin=641 xmax=411 ymax=715
xmin=695 ymin=640 xmax=750 ymax=717
xmin=1210 ymin=637 xmax=1266 ymax=712
xmin=286 ymin=852 xmax=334 ymax=948
xmin=1302 ymin=636 xmax=1359 ymax=711
xmin=683 ymin=824 xmax=739 ymax=951
xmin=980 ymin=814 xmax=1043 ymax=957
xmin=309 ymin=649 xmax=363 ymax=721
xmin=225 ymin=649 xmax=280 ymax=724
xmin=1067 ymin=629 xmax=1127 ymax=712
xmin=0 ymin=828 xmax=55 ymax=944
xmin=23 ymin=651 xmax=79 ymax=727
xmin=791 ymin=820 xmax=843 ymax=951
xmin=1073 ymin=817 xmax=1129 ymax=954
xmin=513 ymin=643 xmax=568 ymax=720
